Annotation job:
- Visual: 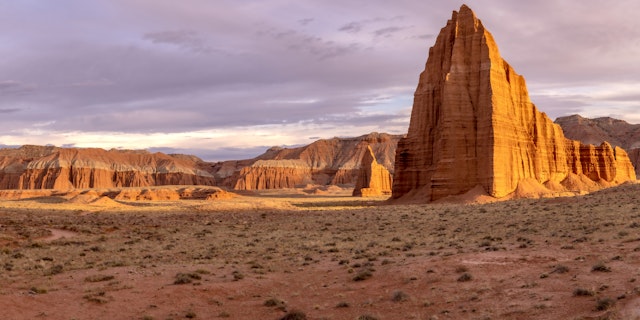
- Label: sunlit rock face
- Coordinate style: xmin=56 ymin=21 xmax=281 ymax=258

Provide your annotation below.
xmin=556 ymin=114 xmax=640 ymax=178
xmin=392 ymin=5 xmax=636 ymax=202
xmin=352 ymin=146 xmax=392 ymax=197
xmin=230 ymin=133 xmax=401 ymax=190
xmin=0 ymin=146 xmax=215 ymax=190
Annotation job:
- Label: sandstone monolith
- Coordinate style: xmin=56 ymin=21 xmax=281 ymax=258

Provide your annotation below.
xmin=392 ymin=5 xmax=636 ymax=202
xmin=352 ymin=146 xmax=392 ymax=197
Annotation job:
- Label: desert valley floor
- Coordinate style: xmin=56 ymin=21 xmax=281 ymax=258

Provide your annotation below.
xmin=2 ymin=185 xmax=640 ymax=320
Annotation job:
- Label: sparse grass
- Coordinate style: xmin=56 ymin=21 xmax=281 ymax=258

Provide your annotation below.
xmin=84 ymin=274 xmax=115 ymax=283
xmin=3 ymin=184 xmax=640 ymax=319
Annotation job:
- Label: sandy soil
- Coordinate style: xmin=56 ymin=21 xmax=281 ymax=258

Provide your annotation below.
xmin=1 ymin=185 xmax=640 ymax=319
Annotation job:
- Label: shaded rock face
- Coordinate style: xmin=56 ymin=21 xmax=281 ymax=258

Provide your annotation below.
xmin=556 ymin=115 xmax=640 ymax=178
xmin=226 ymin=132 xmax=401 ymax=190
xmin=0 ymin=146 xmax=216 ymax=190
xmin=392 ymin=5 xmax=636 ymax=202
xmin=352 ymin=146 xmax=392 ymax=197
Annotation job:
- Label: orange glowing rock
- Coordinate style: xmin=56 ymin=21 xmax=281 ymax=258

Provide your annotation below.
xmin=392 ymin=5 xmax=636 ymax=202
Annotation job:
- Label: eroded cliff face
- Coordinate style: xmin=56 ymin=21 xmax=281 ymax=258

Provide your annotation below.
xmin=0 ymin=146 xmax=215 ymax=190
xmin=392 ymin=5 xmax=636 ymax=202
xmin=352 ymin=146 xmax=392 ymax=197
xmin=228 ymin=132 xmax=401 ymax=190
xmin=556 ymin=115 xmax=640 ymax=178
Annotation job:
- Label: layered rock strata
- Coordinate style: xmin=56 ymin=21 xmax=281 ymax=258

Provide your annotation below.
xmin=0 ymin=146 xmax=215 ymax=190
xmin=352 ymin=146 xmax=392 ymax=197
xmin=225 ymin=132 xmax=401 ymax=190
xmin=556 ymin=115 xmax=640 ymax=178
xmin=392 ymin=5 xmax=636 ymax=202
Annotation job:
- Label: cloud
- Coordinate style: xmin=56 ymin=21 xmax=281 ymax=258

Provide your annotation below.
xmin=373 ymin=26 xmax=406 ymax=38
xmin=1 ymin=1 xmax=639 ymax=161
xmin=0 ymin=80 xmax=36 ymax=95
xmin=143 ymin=30 xmax=211 ymax=53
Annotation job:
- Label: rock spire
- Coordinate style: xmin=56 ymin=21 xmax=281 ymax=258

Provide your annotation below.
xmin=392 ymin=5 xmax=636 ymax=202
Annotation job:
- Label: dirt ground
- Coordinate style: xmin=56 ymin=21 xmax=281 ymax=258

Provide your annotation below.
xmin=1 ymin=184 xmax=640 ymax=320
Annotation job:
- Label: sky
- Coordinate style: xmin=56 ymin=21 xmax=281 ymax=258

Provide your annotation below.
xmin=1 ymin=0 xmax=639 ymax=161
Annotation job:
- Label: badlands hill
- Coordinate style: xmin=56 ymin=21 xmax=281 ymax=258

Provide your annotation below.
xmin=0 ymin=133 xmax=402 ymax=191
xmin=556 ymin=114 xmax=640 ymax=177
xmin=212 ymin=132 xmax=401 ymax=190
xmin=0 ymin=145 xmax=215 ymax=190
xmin=392 ymin=5 xmax=636 ymax=202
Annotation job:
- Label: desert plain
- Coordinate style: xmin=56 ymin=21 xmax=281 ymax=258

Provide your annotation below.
xmin=1 ymin=184 xmax=640 ymax=320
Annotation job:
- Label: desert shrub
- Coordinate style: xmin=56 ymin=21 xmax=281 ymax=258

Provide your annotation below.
xmin=44 ymin=264 xmax=64 ymax=276
xmin=232 ymin=270 xmax=244 ymax=281
xmin=353 ymin=269 xmax=373 ymax=281
xmin=357 ymin=315 xmax=379 ymax=320
xmin=336 ymin=301 xmax=350 ymax=308
xmin=457 ymin=273 xmax=472 ymax=282
xmin=174 ymin=272 xmax=201 ymax=285
xmin=84 ymin=274 xmax=115 ymax=283
xmin=552 ymin=265 xmax=569 ymax=274
xmin=280 ymin=310 xmax=307 ymax=320
xmin=185 ymin=311 xmax=196 ymax=318
xmin=573 ymin=288 xmax=595 ymax=296
xmin=595 ymin=297 xmax=615 ymax=311
xmin=592 ymin=262 xmax=611 ymax=272
xmin=264 ymin=297 xmax=286 ymax=311
xmin=392 ymin=290 xmax=409 ymax=302
xmin=29 ymin=287 xmax=47 ymax=294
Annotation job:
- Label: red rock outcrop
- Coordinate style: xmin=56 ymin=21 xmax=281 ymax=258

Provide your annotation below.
xmin=556 ymin=115 xmax=640 ymax=178
xmin=233 ymin=160 xmax=313 ymax=190
xmin=0 ymin=146 xmax=216 ymax=190
xmin=392 ymin=5 xmax=636 ymax=202
xmin=223 ymin=132 xmax=401 ymax=190
xmin=352 ymin=146 xmax=392 ymax=197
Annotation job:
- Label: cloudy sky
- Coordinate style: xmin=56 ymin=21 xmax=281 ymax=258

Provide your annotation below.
xmin=1 ymin=0 xmax=639 ymax=161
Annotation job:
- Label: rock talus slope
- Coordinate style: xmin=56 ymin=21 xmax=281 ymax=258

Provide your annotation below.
xmin=392 ymin=5 xmax=636 ymax=202
xmin=352 ymin=146 xmax=392 ymax=197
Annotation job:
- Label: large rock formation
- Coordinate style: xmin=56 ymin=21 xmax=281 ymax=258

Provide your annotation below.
xmin=352 ymin=146 xmax=392 ymax=197
xmin=0 ymin=146 xmax=216 ymax=190
xmin=218 ymin=132 xmax=401 ymax=190
xmin=556 ymin=115 xmax=640 ymax=178
xmin=392 ymin=5 xmax=636 ymax=202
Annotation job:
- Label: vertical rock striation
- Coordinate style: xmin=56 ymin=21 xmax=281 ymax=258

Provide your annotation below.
xmin=392 ymin=5 xmax=636 ymax=202
xmin=352 ymin=146 xmax=392 ymax=197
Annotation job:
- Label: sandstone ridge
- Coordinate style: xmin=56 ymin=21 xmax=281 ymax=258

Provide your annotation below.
xmin=556 ymin=114 xmax=640 ymax=178
xmin=0 ymin=146 xmax=216 ymax=190
xmin=392 ymin=5 xmax=636 ymax=202
xmin=220 ymin=132 xmax=401 ymax=190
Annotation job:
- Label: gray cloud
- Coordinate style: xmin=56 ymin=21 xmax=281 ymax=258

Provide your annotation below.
xmin=143 ymin=30 xmax=212 ymax=53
